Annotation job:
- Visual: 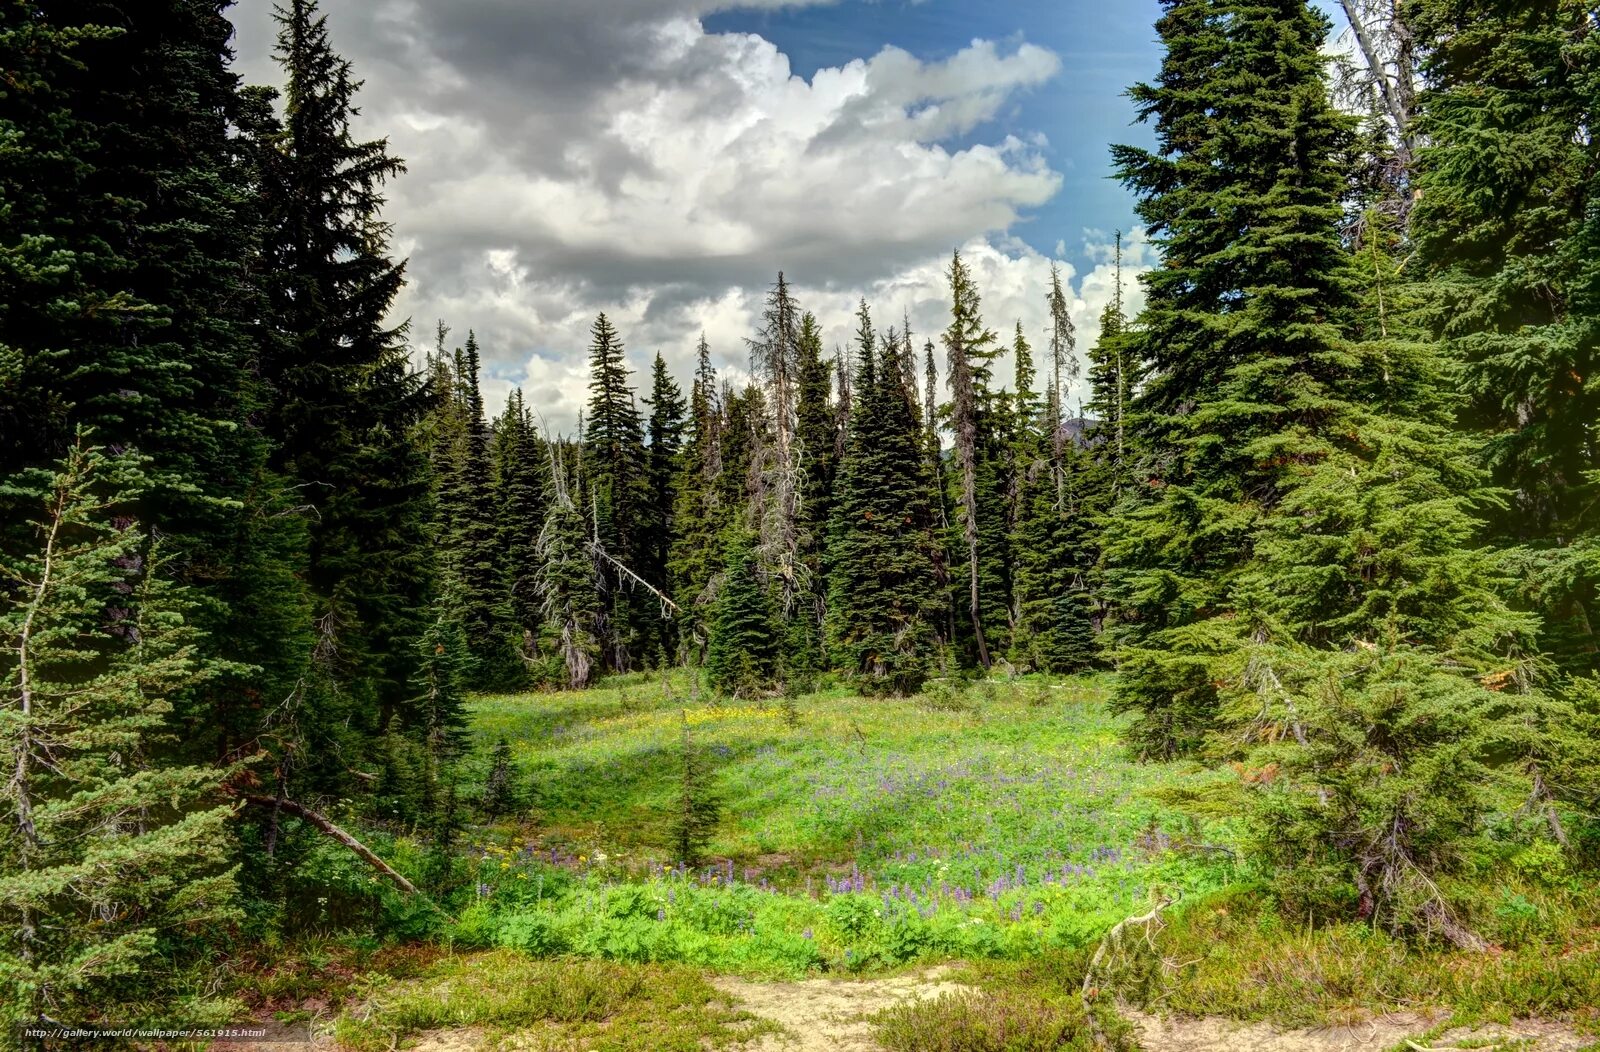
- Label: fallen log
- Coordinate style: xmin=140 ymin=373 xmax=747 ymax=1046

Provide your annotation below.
xmin=236 ymin=793 xmax=420 ymax=896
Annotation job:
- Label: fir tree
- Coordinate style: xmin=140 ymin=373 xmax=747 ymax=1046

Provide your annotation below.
xmin=644 ymin=352 xmax=688 ymax=662
xmin=668 ymin=336 xmax=725 ymax=662
xmin=669 ymin=712 xmax=722 ymax=866
xmin=826 ymin=312 xmax=946 ymax=696
xmin=1084 ymin=235 xmax=1136 ymax=500
xmin=481 ymin=737 xmax=522 ymax=819
xmin=941 ymin=252 xmax=1007 ymax=667
xmin=0 ymin=0 xmax=313 ymax=800
xmin=535 ymin=442 xmax=601 ymax=690
xmin=0 ymin=440 xmax=239 ymax=1026
xmin=494 ymin=389 xmax=548 ymax=665
xmin=704 ymin=532 xmax=780 ymax=697
xmin=1011 ymin=308 xmax=1096 ymax=672
xmin=795 ymin=312 xmax=837 ymax=635
xmin=250 ymin=0 xmax=437 ymax=791
xmin=1107 ymin=0 xmax=1555 ymax=944
xmin=583 ymin=313 xmax=652 ymax=672
xmin=454 ymin=332 xmax=519 ymax=688
xmin=1408 ymin=1 xmax=1600 ymax=677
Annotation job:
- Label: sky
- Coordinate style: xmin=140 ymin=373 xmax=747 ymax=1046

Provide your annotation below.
xmin=229 ymin=0 xmax=1353 ymax=432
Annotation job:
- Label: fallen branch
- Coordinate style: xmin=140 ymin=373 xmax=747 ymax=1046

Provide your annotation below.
xmin=588 ymin=542 xmax=682 ymax=616
xmin=1081 ymin=890 xmax=1182 ymax=1050
xmin=1406 ymin=1042 xmax=1503 ymax=1052
xmin=237 ymin=794 xmax=419 ymax=896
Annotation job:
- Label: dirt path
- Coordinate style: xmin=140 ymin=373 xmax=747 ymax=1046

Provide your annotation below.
xmin=1126 ymin=1009 xmax=1593 ymax=1052
xmin=709 ymin=967 xmax=974 ymax=1052
xmin=707 ymin=971 xmax=1594 ymax=1052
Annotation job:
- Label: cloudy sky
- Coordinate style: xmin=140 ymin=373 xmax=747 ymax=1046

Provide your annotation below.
xmin=230 ymin=0 xmax=1349 ymax=431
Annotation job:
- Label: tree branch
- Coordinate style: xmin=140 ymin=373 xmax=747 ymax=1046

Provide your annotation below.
xmin=236 ymin=794 xmax=420 ymax=895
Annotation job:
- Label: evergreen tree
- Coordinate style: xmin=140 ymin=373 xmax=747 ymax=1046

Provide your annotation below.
xmin=249 ymin=0 xmax=437 ymax=792
xmin=583 ymin=313 xmax=652 ymax=672
xmin=0 ymin=0 xmax=313 ymax=795
xmin=0 ymin=441 xmax=239 ymax=1026
xmin=669 ymin=712 xmax=722 ymax=865
xmin=534 ymin=442 xmax=601 ymax=690
xmin=1107 ymin=0 xmax=1554 ymax=943
xmin=668 ymin=336 xmax=725 ymax=662
xmin=1012 ymin=304 xmax=1096 ymax=672
xmin=795 ymin=312 xmax=837 ymax=635
xmin=704 ymin=531 xmax=780 ymax=697
xmin=453 ymin=332 xmax=519 ymax=688
xmin=1408 ymin=1 xmax=1600 ymax=677
xmin=826 ymin=311 xmax=946 ymax=696
xmin=1084 ymin=235 xmax=1137 ymax=500
xmin=1103 ymin=0 xmax=1358 ymax=756
xmin=481 ymin=737 xmax=522 ymax=819
xmin=644 ymin=352 xmax=688 ymax=661
xmin=940 ymin=252 xmax=1008 ymax=667
xmin=493 ymin=389 xmax=548 ymax=666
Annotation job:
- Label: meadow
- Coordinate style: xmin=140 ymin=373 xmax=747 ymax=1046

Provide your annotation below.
xmin=447 ymin=672 xmax=1237 ymax=976
xmin=282 ymin=673 xmax=1598 ymax=1051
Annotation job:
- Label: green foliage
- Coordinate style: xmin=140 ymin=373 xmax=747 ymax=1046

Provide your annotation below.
xmin=249 ymin=0 xmax=438 ymax=795
xmin=331 ymin=951 xmax=775 ymax=1052
xmin=670 ymin=714 xmax=724 ymax=866
xmin=0 ymin=441 xmax=240 ymax=1026
xmin=481 ymin=737 xmax=524 ymax=819
xmin=826 ymin=309 xmax=946 ymax=696
xmin=705 ymin=533 xmax=780 ymax=697
xmin=584 ymin=312 xmax=653 ymax=673
xmin=1410 ymin=0 xmax=1600 ymax=678
xmin=668 ymin=335 xmax=726 ymax=662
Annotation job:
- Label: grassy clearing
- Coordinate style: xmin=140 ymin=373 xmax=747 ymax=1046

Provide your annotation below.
xmin=278 ymin=673 xmax=1599 ymax=1051
xmin=454 ymin=672 xmax=1236 ymax=975
xmin=331 ymin=949 xmax=777 ymax=1051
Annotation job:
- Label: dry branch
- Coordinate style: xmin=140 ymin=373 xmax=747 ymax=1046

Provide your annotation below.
xmin=237 ymin=794 xmax=420 ymax=895
xmin=1081 ymin=890 xmax=1181 ymax=1050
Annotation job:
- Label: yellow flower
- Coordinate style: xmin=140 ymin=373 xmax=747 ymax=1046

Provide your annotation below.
xmin=500 ymin=861 xmax=510 ymax=869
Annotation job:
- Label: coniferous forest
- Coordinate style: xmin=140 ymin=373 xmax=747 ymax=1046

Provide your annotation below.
xmin=3 ymin=1 xmax=1599 ymax=1048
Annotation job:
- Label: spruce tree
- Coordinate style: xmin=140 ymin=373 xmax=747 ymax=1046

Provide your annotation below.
xmin=826 ymin=312 xmax=946 ymax=696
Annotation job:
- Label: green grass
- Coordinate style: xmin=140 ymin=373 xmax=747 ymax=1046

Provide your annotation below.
xmin=1110 ymin=883 xmax=1600 ymax=1034
xmin=289 ymin=671 xmax=1600 ymax=1050
xmin=454 ymin=672 xmax=1237 ymax=975
xmin=331 ymin=949 xmax=778 ymax=1051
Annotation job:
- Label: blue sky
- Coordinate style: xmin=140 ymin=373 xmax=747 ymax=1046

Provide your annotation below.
xmin=709 ymin=0 xmax=1347 ymax=283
